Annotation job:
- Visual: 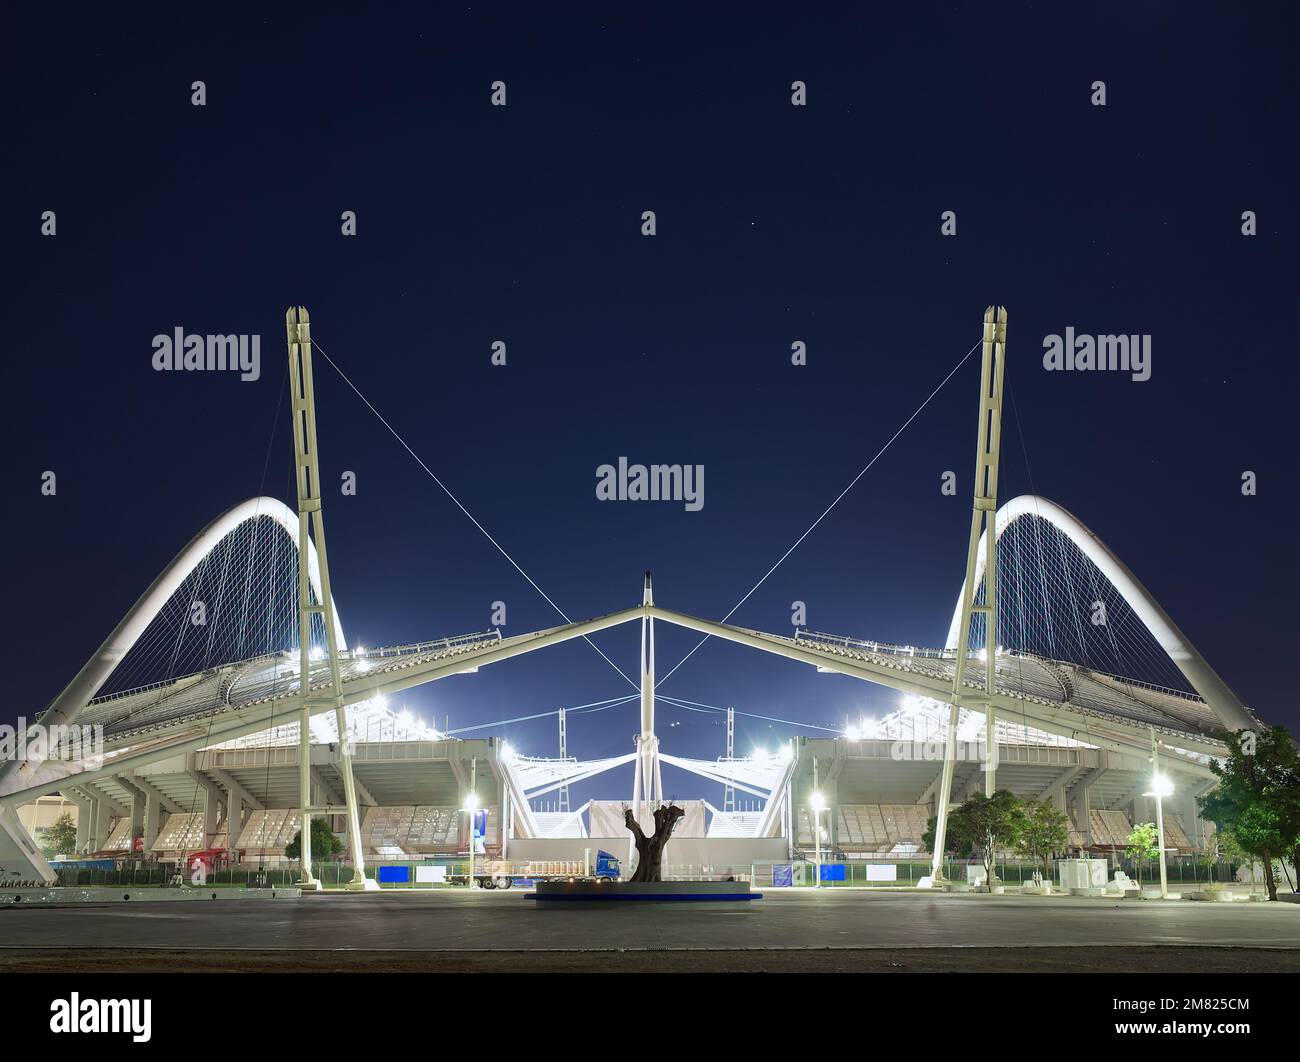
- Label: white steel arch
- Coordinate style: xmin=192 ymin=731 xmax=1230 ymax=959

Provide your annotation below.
xmin=943 ymin=494 xmax=1255 ymax=733
xmin=0 ymin=497 xmax=344 ymax=795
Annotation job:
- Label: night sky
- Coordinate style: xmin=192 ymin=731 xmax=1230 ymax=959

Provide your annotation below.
xmin=6 ymin=4 xmax=1298 ymax=805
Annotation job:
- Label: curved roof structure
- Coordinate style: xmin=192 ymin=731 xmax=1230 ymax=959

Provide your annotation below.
xmin=0 ymin=489 xmax=1259 ymax=884
xmin=943 ymin=494 xmax=1256 ymax=733
xmin=0 ymin=498 xmax=341 ymax=798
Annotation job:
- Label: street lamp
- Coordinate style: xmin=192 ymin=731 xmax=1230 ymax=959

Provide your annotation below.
xmin=1143 ymin=772 xmax=1174 ymax=899
xmin=810 ymin=791 xmax=826 ymax=888
xmin=462 ymin=793 xmax=479 ymax=890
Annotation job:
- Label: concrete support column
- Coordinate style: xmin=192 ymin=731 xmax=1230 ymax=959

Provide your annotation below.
xmin=84 ymin=798 xmax=98 ymax=854
xmin=784 ymin=788 xmax=794 ymax=860
xmin=202 ymin=787 xmax=219 ymax=849
xmin=143 ymin=791 xmax=161 ymax=854
xmin=92 ymin=796 xmax=112 ymax=852
xmin=65 ymin=790 xmax=91 ymax=854
xmin=501 ymin=787 xmax=510 ymax=861
xmin=129 ymin=788 xmax=145 ymax=854
xmin=1177 ymin=790 xmax=1203 ymax=850
xmin=226 ymin=788 xmax=244 ymax=863
xmin=1069 ymin=782 xmax=1093 ymax=848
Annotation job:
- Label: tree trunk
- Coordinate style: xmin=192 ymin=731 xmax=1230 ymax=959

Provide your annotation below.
xmin=1262 ymin=848 xmax=1277 ymax=901
xmin=624 ymin=805 xmax=686 ymax=883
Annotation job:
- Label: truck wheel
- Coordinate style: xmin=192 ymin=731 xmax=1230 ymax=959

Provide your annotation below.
xmin=494 ymin=876 xmax=511 ymax=890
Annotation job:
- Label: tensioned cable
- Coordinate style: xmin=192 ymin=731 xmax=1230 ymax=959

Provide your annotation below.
xmin=656 ymin=336 xmax=983 ymax=689
xmin=657 ymin=693 xmax=844 ymax=735
xmin=445 ymin=694 xmax=639 ymax=735
xmin=989 ymin=393 xmax=1040 ymax=753
xmin=176 ymin=363 xmax=291 ymax=878
xmin=450 ymin=687 xmax=841 ymax=743
xmin=571 ymin=695 xmax=642 ymax=716
xmin=1004 ymin=398 xmax=1105 ymax=790
xmin=1007 ymin=384 xmax=1182 ymax=692
xmin=311 ymin=339 xmax=638 ymax=693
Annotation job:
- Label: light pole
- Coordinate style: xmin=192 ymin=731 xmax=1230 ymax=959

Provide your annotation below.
xmin=1143 ymin=728 xmax=1174 ymax=900
xmin=1144 ymin=772 xmax=1174 ymax=900
xmin=810 ymin=791 xmax=826 ymax=888
xmin=463 ymin=793 xmax=478 ymax=890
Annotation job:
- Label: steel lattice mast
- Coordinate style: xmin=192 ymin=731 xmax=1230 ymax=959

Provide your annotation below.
xmin=557 ymin=708 xmax=570 ymax=813
xmin=723 ymin=706 xmax=736 ymax=813
xmin=286 ymin=306 xmax=378 ymax=892
xmin=640 ymin=571 xmax=662 ymax=804
xmin=629 ymin=571 xmax=661 ymax=866
xmin=928 ymin=305 xmax=1007 ymax=884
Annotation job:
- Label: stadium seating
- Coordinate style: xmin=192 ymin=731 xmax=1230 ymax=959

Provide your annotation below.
xmin=150 ymin=811 xmax=208 ymax=852
xmin=235 ymin=808 xmax=304 ymax=854
xmin=1088 ymin=808 xmax=1133 ymax=848
xmin=359 ymin=805 xmax=461 ymax=854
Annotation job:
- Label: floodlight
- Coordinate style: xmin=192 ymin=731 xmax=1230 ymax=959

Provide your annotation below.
xmin=1144 ymin=773 xmax=1174 ymax=798
xmin=810 ymin=791 xmax=826 ymax=811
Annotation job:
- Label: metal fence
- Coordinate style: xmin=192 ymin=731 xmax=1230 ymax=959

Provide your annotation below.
xmin=53 ymin=864 xmax=296 ymax=888
xmin=50 ymin=859 xmax=491 ymax=889
xmin=771 ymin=854 xmax=1244 ymax=888
xmin=51 ymin=853 xmax=1254 ymax=890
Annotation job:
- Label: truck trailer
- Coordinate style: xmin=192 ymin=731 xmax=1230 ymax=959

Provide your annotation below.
xmin=455 ymin=850 xmax=621 ymax=889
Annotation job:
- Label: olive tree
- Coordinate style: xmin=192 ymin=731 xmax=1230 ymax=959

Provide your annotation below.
xmin=948 ymin=790 xmax=1025 ymax=892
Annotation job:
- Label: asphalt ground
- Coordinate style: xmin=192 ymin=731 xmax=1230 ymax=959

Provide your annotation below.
xmin=2 ymin=887 xmax=1298 ymax=971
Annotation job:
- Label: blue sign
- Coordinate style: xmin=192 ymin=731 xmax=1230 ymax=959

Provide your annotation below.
xmin=773 ymin=864 xmax=793 ymax=887
xmin=819 ymin=863 xmax=845 ymax=882
xmin=377 ymin=865 xmax=409 ymax=884
xmin=471 ymin=809 xmax=488 ymax=854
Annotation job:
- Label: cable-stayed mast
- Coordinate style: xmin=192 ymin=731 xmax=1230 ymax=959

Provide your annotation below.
xmin=286 ymin=307 xmax=378 ymax=892
xmin=928 ymin=306 xmax=1007 ymax=885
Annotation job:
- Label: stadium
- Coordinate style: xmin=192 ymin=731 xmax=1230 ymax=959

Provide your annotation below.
xmin=0 ymin=310 xmax=1256 ymax=894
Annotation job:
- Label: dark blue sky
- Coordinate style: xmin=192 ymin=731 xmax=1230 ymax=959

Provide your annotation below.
xmin=5 ymin=4 xmax=1298 ymax=803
